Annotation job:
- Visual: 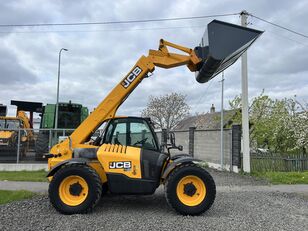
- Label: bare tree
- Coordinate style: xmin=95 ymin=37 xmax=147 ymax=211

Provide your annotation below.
xmin=141 ymin=93 xmax=190 ymax=131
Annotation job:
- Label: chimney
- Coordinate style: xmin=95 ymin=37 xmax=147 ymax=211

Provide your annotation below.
xmin=210 ymin=104 xmax=215 ymax=113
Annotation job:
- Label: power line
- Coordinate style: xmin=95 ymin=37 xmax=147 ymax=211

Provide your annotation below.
xmin=191 ymin=78 xmax=216 ymax=113
xmin=0 ymin=13 xmax=239 ymax=28
xmin=249 ymin=13 xmax=308 ymax=39
xmin=0 ymin=24 xmax=207 ymax=34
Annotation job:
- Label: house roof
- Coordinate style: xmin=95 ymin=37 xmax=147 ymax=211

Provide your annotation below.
xmin=174 ymin=109 xmax=239 ymax=130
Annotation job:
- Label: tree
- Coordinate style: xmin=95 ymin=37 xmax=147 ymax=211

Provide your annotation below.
xmin=141 ymin=93 xmax=190 ymax=131
xmin=229 ymin=91 xmax=307 ymax=154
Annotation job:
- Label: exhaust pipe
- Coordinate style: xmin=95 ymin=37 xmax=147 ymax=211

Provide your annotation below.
xmin=195 ymin=20 xmax=263 ymax=83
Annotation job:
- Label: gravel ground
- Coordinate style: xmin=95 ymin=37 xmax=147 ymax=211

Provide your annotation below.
xmin=0 ymin=170 xmax=307 ymax=231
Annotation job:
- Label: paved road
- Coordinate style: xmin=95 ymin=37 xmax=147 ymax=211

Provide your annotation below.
xmin=1 ymin=180 xmax=308 ymax=196
xmin=0 ymin=169 xmax=307 ymax=231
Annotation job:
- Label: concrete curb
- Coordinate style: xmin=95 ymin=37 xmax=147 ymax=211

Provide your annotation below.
xmin=0 ymin=164 xmax=48 ymax=171
xmin=0 ymin=181 xmax=48 ymax=193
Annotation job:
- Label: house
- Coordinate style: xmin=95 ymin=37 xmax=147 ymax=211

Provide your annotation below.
xmin=174 ymin=104 xmax=240 ymax=130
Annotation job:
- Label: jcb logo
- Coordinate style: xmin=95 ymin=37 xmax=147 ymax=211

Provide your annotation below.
xmin=121 ymin=66 xmax=142 ymax=88
xmin=109 ymin=161 xmax=131 ymax=169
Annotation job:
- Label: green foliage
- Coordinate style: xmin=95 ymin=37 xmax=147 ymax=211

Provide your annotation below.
xmin=0 ymin=190 xmax=36 ymax=205
xmin=229 ymin=91 xmax=307 ymax=154
xmin=252 ymin=171 xmax=308 ymax=184
xmin=0 ymin=170 xmax=47 ymax=182
xmin=198 ymin=161 xmax=209 ymax=168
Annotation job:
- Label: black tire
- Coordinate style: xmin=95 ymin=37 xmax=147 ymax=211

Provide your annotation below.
xmin=164 ymin=163 xmax=216 ymax=216
xmin=35 ymin=132 xmax=49 ymax=160
xmin=49 ymin=164 xmax=102 ymax=214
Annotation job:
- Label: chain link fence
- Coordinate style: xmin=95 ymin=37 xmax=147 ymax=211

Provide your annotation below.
xmin=0 ymin=128 xmax=75 ymax=163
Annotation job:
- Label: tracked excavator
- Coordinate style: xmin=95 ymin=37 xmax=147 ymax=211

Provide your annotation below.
xmin=46 ymin=20 xmax=262 ymax=215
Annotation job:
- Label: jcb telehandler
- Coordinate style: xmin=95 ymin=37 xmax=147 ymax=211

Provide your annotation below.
xmin=46 ymin=20 xmax=262 ymax=215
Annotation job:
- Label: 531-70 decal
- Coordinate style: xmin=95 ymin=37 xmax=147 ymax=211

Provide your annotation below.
xmin=121 ymin=66 xmax=142 ymax=88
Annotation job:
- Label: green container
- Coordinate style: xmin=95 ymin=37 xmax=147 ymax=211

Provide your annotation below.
xmin=40 ymin=102 xmax=88 ymax=129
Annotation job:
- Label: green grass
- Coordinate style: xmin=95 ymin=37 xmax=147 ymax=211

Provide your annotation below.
xmin=0 ymin=170 xmax=47 ymax=182
xmin=0 ymin=190 xmax=36 ymax=205
xmin=252 ymin=171 xmax=308 ymax=184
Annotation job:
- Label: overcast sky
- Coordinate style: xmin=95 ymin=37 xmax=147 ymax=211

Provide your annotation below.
xmin=0 ymin=0 xmax=307 ymax=117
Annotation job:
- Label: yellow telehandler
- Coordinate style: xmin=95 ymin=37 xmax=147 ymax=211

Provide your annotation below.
xmin=46 ymin=20 xmax=262 ymax=215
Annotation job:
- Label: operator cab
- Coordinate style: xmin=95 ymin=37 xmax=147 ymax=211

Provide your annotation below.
xmin=93 ymin=117 xmax=160 ymax=151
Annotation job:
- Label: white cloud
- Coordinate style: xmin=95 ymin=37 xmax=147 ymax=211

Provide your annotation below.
xmin=0 ymin=0 xmax=307 ymax=118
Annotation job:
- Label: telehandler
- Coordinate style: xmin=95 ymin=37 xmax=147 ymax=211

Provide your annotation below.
xmin=46 ymin=20 xmax=262 ymax=215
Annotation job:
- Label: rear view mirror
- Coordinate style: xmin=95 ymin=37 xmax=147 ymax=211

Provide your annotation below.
xmin=178 ymin=145 xmax=183 ymax=151
xmin=195 ymin=20 xmax=263 ymax=83
xmin=169 ymin=132 xmax=175 ymax=146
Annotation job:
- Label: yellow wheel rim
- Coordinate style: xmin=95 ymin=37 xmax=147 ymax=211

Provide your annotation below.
xmin=176 ymin=175 xmax=206 ymax=206
xmin=59 ymin=175 xmax=89 ymax=206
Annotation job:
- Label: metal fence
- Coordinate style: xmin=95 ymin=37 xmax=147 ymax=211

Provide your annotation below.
xmin=0 ymin=128 xmax=75 ymax=163
xmin=2 ymin=127 xmax=306 ymax=172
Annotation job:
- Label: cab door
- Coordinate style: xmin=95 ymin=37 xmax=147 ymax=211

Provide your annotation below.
xmin=101 ymin=117 xmax=168 ymax=194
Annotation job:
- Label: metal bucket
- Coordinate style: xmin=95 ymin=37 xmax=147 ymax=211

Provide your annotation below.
xmin=195 ymin=20 xmax=263 ymax=83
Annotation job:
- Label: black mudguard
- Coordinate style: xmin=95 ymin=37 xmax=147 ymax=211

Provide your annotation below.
xmin=46 ymin=158 xmax=89 ymax=177
xmin=161 ymin=155 xmax=202 ymax=180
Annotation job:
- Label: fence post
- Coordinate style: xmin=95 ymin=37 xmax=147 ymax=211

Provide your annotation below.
xmin=16 ymin=128 xmax=21 ymax=164
xmin=189 ymin=127 xmax=196 ymax=157
xmin=48 ymin=129 xmax=52 ymax=151
xmin=161 ymin=129 xmax=167 ymax=152
xmin=231 ymin=125 xmax=241 ymax=170
xmin=230 ymin=129 xmax=233 ymax=172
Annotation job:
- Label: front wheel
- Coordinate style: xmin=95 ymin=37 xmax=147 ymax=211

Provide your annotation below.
xmin=49 ymin=164 xmax=102 ymax=214
xmin=164 ymin=163 xmax=216 ymax=215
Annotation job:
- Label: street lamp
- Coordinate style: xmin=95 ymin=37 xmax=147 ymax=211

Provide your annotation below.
xmin=55 ymin=48 xmax=68 ymax=129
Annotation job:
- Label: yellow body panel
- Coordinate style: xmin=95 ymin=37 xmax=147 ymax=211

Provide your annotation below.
xmin=0 ymin=131 xmax=13 ymax=139
xmin=88 ymin=161 xmax=107 ymax=183
xmin=97 ymin=144 xmax=141 ymax=179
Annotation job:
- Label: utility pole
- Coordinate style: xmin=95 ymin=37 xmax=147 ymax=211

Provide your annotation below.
xmin=240 ymin=10 xmax=251 ymax=173
xmin=220 ymin=72 xmax=224 ymax=170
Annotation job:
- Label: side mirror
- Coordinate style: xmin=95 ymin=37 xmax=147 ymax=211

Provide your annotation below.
xmin=178 ymin=145 xmax=183 ymax=151
xmin=169 ymin=132 xmax=175 ymax=146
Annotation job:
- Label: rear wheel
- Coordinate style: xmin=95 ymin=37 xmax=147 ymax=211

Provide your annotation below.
xmin=49 ymin=164 xmax=102 ymax=214
xmin=165 ymin=163 xmax=216 ymax=215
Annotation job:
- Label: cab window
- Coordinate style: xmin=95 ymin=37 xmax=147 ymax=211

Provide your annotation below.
xmin=112 ymin=122 xmax=127 ymax=146
xmin=130 ymin=121 xmax=157 ymax=150
xmin=104 ymin=118 xmax=158 ymax=151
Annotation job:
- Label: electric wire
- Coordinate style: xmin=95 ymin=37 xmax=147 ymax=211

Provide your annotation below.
xmin=0 ymin=13 xmax=239 ymax=28
xmin=191 ymin=78 xmax=215 ymax=113
xmin=249 ymin=13 xmax=308 ymax=39
xmin=0 ymin=24 xmax=208 ymax=34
